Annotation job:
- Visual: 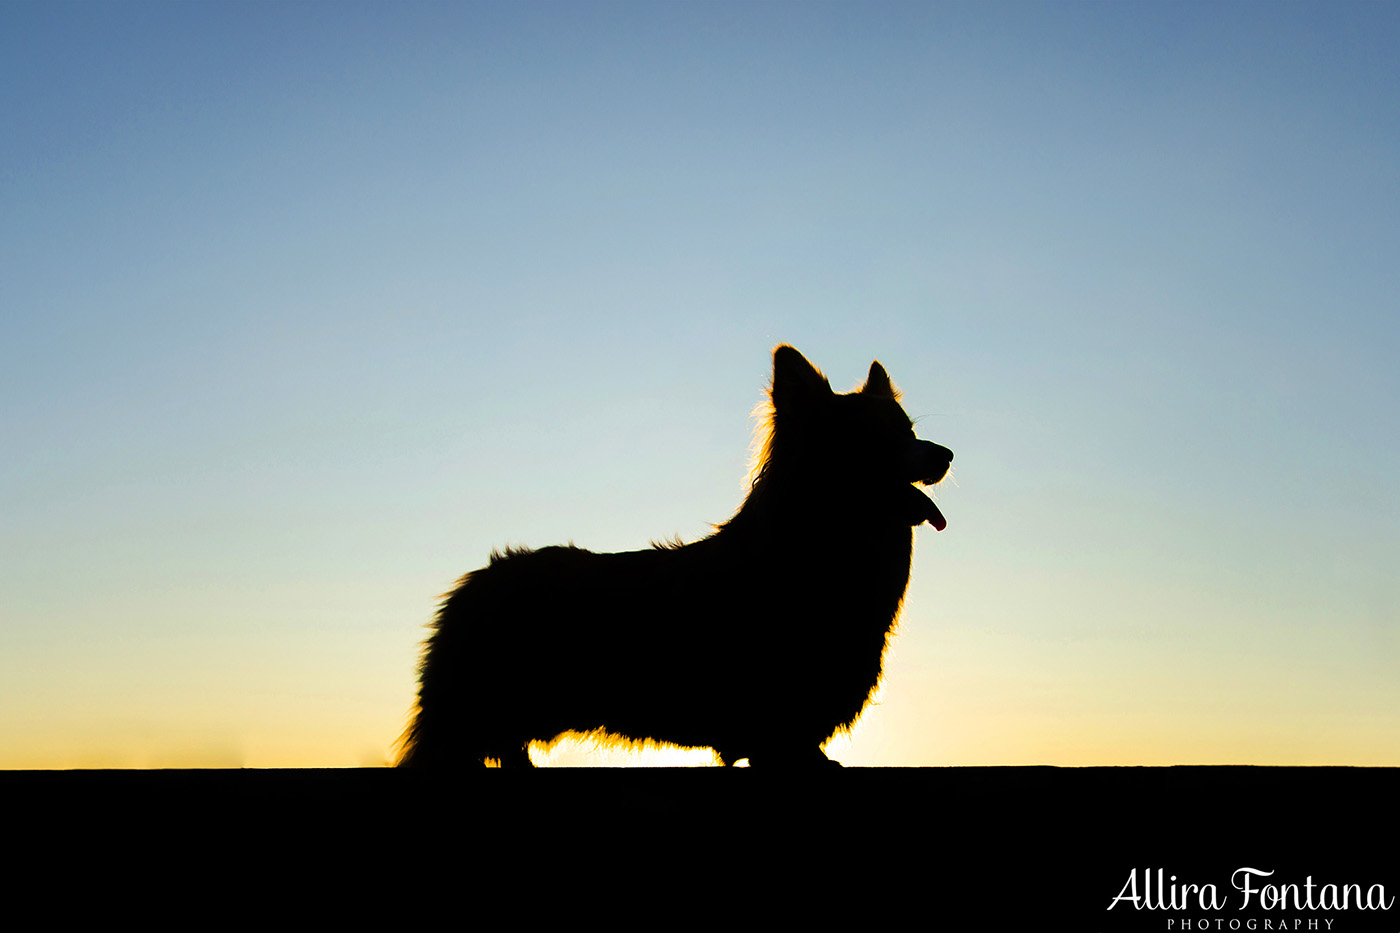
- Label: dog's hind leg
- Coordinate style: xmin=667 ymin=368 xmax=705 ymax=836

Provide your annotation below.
xmin=489 ymin=743 xmax=534 ymax=768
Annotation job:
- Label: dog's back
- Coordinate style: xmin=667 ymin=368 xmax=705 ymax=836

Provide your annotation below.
xmin=398 ymin=346 xmax=952 ymax=767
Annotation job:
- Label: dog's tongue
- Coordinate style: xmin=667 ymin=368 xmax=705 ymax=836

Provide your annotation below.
xmin=905 ymin=484 xmax=946 ymax=530
xmin=924 ymin=496 xmax=947 ymax=532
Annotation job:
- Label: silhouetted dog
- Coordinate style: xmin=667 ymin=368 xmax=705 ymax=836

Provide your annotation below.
xmin=397 ymin=346 xmax=952 ymax=767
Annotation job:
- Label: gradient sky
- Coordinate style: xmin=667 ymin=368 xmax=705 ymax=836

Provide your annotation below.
xmin=3 ymin=1 xmax=1397 ymax=768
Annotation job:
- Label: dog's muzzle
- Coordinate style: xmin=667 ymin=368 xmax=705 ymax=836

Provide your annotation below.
xmin=903 ymin=440 xmax=953 ymax=530
xmin=907 ymin=440 xmax=953 ymax=486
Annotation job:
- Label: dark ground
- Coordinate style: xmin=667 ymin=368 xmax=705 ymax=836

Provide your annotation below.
xmin=6 ymin=766 xmax=1394 ymax=927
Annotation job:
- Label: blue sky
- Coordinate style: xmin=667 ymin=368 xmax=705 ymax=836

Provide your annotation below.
xmin=2 ymin=1 xmax=1397 ymax=767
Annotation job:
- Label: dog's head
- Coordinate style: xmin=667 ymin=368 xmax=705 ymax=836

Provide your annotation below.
xmin=766 ymin=345 xmax=953 ymax=530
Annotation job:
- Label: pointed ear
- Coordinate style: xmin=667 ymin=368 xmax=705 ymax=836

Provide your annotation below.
xmin=861 ymin=361 xmax=898 ymax=399
xmin=771 ymin=345 xmax=831 ymax=412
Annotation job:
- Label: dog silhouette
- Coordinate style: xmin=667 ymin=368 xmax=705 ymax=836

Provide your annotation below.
xmin=397 ymin=346 xmax=952 ymax=767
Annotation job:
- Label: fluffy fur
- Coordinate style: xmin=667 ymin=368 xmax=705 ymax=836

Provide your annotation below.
xmin=396 ymin=346 xmax=952 ymax=767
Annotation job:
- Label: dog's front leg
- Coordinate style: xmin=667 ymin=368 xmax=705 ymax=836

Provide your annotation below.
xmin=746 ymin=747 xmax=843 ymax=769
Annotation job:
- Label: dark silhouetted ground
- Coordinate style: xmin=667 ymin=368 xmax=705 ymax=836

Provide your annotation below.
xmin=5 ymin=766 xmax=1394 ymax=926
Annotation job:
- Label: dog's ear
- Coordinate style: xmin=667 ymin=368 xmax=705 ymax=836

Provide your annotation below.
xmin=771 ymin=345 xmax=831 ymax=412
xmin=861 ymin=361 xmax=898 ymax=399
